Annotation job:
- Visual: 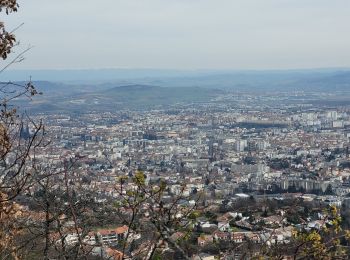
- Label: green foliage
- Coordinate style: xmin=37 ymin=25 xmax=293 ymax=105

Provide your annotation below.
xmin=188 ymin=211 xmax=201 ymax=220
xmin=133 ymin=171 xmax=145 ymax=186
xmin=290 ymin=206 xmax=350 ymax=259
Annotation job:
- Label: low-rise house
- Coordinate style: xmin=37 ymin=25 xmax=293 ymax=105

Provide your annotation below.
xmin=235 ymin=220 xmax=253 ymax=230
xmin=84 ymin=232 xmax=97 ymax=245
xmin=218 ymin=221 xmax=230 ymax=232
xmin=228 ymin=212 xmax=243 ymax=219
xmin=97 ymin=225 xmax=128 ymax=245
xmin=51 ymin=229 xmax=97 ymax=246
xmin=63 ymin=233 xmax=79 ymax=245
xmin=213 ymin=231 xmax=230 ymax=241
xmin=269 ymin=231 xmax=285 ymax=245
xmin=105 ymin=247 xmax=125 ymax=260
xmin=263 ymin=215 xmax=286 ymax=227
xmin=232 ymin=232 xmax=244 ymax=243
xmin=201 ymin=222 xmax=218 ymax=233
xmin=245 ymin=232 xmax=261 ymax=243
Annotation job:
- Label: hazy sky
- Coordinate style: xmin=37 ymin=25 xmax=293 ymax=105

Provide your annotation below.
xmin=3 ymin=0 xmax=350 ymax=70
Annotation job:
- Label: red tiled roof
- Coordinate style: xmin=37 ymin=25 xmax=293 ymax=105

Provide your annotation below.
xmin=106 ymin=248 xmax=124 ymax=260
xmin=98 ymin=225 xmax=128 ymax=236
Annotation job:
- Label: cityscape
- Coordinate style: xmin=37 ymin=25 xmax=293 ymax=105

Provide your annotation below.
xmin=2 ymin=0 xmax=350 ymax=259
xmin=15 ymin=87 xmax=350 ymax=259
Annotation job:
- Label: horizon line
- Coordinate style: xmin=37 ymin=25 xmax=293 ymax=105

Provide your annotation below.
xmin=4 ymin=66 xmax=350 ymax=72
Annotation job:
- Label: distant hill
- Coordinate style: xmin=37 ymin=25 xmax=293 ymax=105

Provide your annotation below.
xmin=292 ymin=72 xmax=350 ymax=91
xmin=16 ymin=84 xmax=221 ymax=113
xmin=98 ymin=84 xmax=219 ymax=105
xmin=26 ymin=71 xmax=350 ymax=94
xmin=3 ymin=68 xmax=350 ymax=93
xmin=9 ymin=69 xmax=350 ymax=113
xmin=136 ymin=71 xmax=350 ymax=92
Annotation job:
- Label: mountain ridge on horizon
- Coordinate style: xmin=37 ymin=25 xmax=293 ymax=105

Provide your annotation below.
xmin=2 ymin=67 xmax=350 ymax=83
